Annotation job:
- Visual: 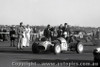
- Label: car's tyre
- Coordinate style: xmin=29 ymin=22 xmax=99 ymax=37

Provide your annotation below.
xmin=76 ymin=42 xmax=84 ymax=54
xmin=54 ymin=43 xmax=61 ymax=54
xmin=32 ymin=43 xmax=39 ymax=53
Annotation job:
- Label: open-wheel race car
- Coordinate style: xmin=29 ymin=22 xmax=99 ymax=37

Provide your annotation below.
xmin=32 ymin=36 xmax=84 ymax=54
xmin=32 ymin=30 xmax=95 ymax=54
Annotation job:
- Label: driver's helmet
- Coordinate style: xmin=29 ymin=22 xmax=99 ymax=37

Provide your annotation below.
xmin=63 ymin=32 xmax=68 ymax=38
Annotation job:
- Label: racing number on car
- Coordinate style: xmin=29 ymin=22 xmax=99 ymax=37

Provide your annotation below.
xmin=62 ymin=42 xmax=67 ymax=47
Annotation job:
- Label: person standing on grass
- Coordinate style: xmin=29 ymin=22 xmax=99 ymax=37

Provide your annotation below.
xmin=32 ymin=27 xmax=38 ymax=41
xmin=9 ymin=26 xmax=16 ymax=47
xmin=62 ymin=23 xmax=71 ymax=37
xmin=44 ymin=24 xmax=51 ymax=41
xmin=96 ymin=28 xmax=100 ymax=39
xmin=21 ymin=26 xmax=27 ymax=47
xmin=2 ymin=27 xmax=5 ymax=41
xmin=50 ymin=27 xmax=58 ymax=41
xmin=62 ymin=23 xmax=71 ymax=43
xmin=17 ymin=22 xmax=24 ymax=49
xmin=0 ymin=27 xmax=3 ymax=41
xmin=25 ymin=25 xmax=31 ymax=47
xmin=57 ymin=24 xmax=63 ymax=37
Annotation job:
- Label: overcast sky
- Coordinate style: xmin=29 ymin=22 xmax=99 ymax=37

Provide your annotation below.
xmin=0 ymin=0 xmax=100 ymax=27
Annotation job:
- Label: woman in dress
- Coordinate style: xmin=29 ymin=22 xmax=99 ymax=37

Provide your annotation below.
xmin=25 ymin=25 xmax=31 ymax=47
xmin=21 ymin=26 xmax=27 ymax=47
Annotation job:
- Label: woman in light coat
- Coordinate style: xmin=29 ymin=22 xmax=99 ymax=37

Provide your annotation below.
xmin=21 ymin=26 xmax=27 ymax=47
xmin=25 ymin=25 xmax=31 ymax=47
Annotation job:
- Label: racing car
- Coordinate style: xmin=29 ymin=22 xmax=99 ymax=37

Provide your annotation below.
xmin=32 ymin=30 xmax=95 ymax=54
xmin=32 ymin=37 xmax=84 ymax=54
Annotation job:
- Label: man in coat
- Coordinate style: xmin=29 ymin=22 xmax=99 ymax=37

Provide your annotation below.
xmin=17 ymin=22 xmax=24 ymax=49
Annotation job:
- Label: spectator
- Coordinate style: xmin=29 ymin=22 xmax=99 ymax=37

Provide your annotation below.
xmin=3 ymin=26 xmax=8 ymax=41
xmin=91 ymin=30 xmax=95 ymax=39
xmin=25 ymin=24 xmax=31 ymax=47
xmin=9 ymin=26 xmax=16 ymax=47
xmin=21 ymin=26 xmax=27 ymax=47
xmin=57 ymin=24 xmax=63 ymax=37
xmin=0 ymin=27 xmax=3 ymax=41
xmin=50 ymin=27 xmax=58 ymax=40
xmin=17 ymin=22 xmax=24 ymax=49
xmin=44 ymin=24 xmax=51 ymax=41
xmin=33 ymin=26 xmax=38 ymax=33
xmin=32 ymin=27 xmax=38 ymax=41
xmin=62 ymin=23 xmax=71 ymax=37
xmin=96 ymin=28 xmax=100 ymax=39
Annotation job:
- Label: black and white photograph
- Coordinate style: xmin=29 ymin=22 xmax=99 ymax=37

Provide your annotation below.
xmin=0 ymin=0 xmax=100 ymax=67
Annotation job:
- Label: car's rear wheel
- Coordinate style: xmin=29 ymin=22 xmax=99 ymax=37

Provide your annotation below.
xmin=54 ymin=44 xmax=61 ymax=54
xmin=76 ymin=42 xmax=84 ymax=53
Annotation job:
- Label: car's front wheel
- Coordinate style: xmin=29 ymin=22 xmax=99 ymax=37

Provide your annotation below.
xmin=76 ymin=42 xmax=84 ymax=54
xmin=54 ymin=44 xmax=61 ymax=54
